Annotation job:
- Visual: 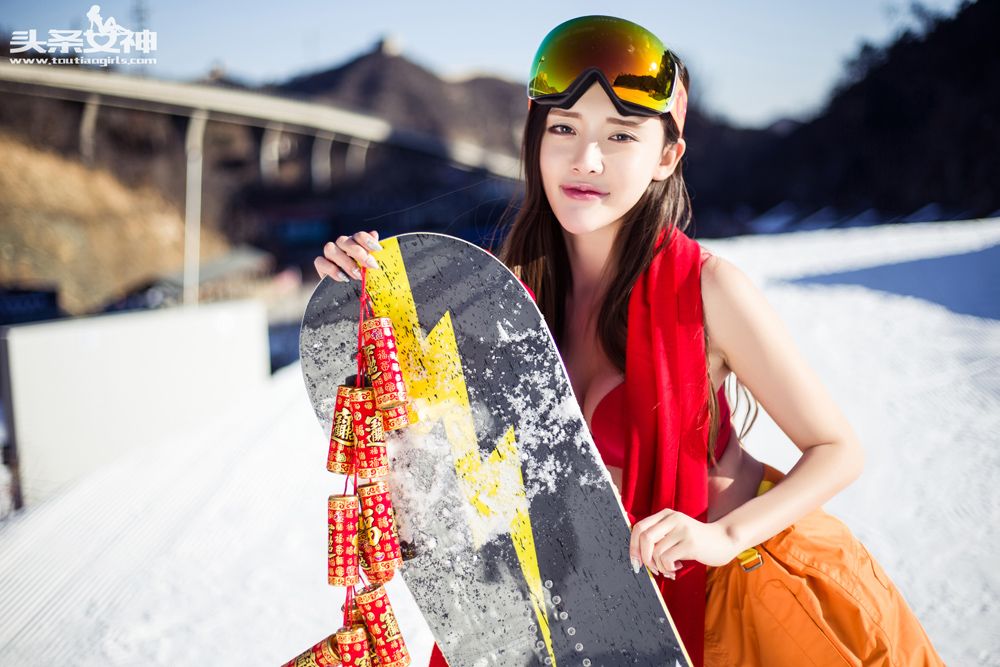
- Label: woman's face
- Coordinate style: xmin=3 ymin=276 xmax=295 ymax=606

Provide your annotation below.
xmin=539 ymin=80 xmax=685 ymax=237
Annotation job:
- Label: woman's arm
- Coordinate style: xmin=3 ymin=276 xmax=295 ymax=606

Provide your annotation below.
xmin=701 ymin=254 xmax=865 ymax=553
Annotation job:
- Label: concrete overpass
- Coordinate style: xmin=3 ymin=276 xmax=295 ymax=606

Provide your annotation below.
xmin=0 ymin=63 xmax=520 ymax=303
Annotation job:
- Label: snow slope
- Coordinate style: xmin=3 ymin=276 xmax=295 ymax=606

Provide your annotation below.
xmin=1 ymin=218 xmax=997 ymax=665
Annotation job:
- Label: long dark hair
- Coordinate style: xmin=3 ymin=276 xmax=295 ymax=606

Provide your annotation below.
xmin=491 ymin=54 xmax=759 ymax=463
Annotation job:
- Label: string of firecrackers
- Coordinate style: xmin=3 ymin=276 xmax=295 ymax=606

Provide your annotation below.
xmin=284 ymin=267 xmax=413 ymax=667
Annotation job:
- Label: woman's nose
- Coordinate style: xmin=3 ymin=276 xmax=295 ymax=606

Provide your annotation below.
xmin=571 ymin=141 xmax=603 ymax=173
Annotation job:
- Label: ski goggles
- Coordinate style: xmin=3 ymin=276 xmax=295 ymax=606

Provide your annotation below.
xmin=527 ymin=15 xmax=688 ymax=136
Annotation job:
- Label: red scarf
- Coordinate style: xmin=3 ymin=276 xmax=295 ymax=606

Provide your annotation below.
xmin=621 ymin=225 xmax=710 ymax=667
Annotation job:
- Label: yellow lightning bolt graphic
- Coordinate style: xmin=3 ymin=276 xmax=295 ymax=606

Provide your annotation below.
xmin=363 ymin=237 xmax=556 ymax=666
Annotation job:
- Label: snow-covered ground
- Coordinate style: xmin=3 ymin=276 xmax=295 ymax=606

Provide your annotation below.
xmin=1 ymin=218 xmax=998 ymax=666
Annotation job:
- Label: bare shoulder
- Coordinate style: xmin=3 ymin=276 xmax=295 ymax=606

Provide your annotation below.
xmin=698 ymin=252 xmax=748 ymax=366
xmin=701 ymin=255 xmax=804 ymax=382
xmin=698 ymin=251 xmax=863 ymax=464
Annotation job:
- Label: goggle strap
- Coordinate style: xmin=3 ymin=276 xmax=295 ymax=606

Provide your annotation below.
xmin=525 ymin=82 xmax=687 ymax=138
xmin=672 ymin=82 xmax=687 ymax=137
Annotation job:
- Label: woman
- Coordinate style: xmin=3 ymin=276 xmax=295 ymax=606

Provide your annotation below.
xmin=314 ymin=15 xmax=943 ymax=667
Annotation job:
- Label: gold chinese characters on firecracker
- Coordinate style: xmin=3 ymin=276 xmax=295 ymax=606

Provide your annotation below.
xmin=358 ymin=480 xmax=403 ymax=579
xmin=327 ymin=384 xmax=356 ymax=475
xmin=328 ymin=494 xmax=360 ymax=587
xmin=360 ymin=318 xmax=408 ymax=412
xmin=350 ymin=388 xmax=390 ymax=479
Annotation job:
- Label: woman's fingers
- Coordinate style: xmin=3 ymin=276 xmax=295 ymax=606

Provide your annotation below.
xmin=337 ymin=233 xmax=381 ymax=272
xmin=631 ymin=510 xmax=689 ymax=578
xmin=636 ymin=529 xmax=660 ymax=575
xmin=633 ymin=513 xmax=677 ymax=576
xmin=321 ymin=240 xmax=361 ymax=279
xmin=313 ymin=255 xmax=349 ymax=282
xmin=314 ymin=230 xmax=384 ymax=281
xmin=354 ymin=230 xmax=383 ymax=253
xmin=653 ymin=539 xmax=684 ymax=577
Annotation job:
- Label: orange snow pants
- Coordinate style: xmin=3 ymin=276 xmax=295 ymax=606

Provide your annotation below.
xmin=704 ymin=464 xmax=945 ymax=666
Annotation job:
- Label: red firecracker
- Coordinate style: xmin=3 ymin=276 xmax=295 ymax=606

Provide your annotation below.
xmin=360 ymin=317 xmax=408 ymax=410
xmin=350 ymin=387 xmax=390 ymax=478
xmin=281 ymin=633 xmax=341 ymax=667
xmin=327 ymin=384 xmax=356 ymax=474
xmin=356 ymin=583 xmax=411 ymax=667
xmin=334 ymin=625 xmax=371 ymax=667
xmin=358 ymin=480 xmax=403 ymax=574
xmin=345 ymin=600 xmax=380 ymax=666
xmin=358 ymin=509 xmax=395 ymax=585
xmin=328 ymin=494 xmax=360 ymax=587
xmin=380 ymin=402 xmax=410 ymax=432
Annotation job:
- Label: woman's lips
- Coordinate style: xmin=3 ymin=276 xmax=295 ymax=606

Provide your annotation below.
xmin=561 ymin=186 xmax=608 ymax=200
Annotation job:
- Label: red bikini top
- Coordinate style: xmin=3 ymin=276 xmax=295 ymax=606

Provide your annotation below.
xmin=590 ymin=382 xmax=732 ymax=469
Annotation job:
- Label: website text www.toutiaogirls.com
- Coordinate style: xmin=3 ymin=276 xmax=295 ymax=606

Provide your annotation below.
xmin=8 ymin=55 xmax=157 ymax=66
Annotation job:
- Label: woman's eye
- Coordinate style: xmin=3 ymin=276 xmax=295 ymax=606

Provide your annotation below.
xmin=547 ymin=125 xmax=636 ymax=142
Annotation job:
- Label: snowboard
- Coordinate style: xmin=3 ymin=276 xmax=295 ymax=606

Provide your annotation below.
xmin=299 ymin=232 xmax=690 ymax=667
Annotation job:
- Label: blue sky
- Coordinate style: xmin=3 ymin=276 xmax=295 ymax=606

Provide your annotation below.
xmin=4 ymin=0 xmax=967 ymax=128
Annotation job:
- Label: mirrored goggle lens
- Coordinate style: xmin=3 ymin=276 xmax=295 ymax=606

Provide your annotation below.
xmin=527 ymin=15 xmax=677 ymax=114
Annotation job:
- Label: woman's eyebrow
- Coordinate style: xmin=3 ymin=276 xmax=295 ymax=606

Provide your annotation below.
xmin=548 ymin=109 xmax=643 ymax=128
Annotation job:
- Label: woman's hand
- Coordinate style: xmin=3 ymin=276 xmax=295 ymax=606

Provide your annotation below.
xmin=629 ymin=509 xmax=739 ymax=578
xmin=313 ymin=230 xmax=383 ymax=282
